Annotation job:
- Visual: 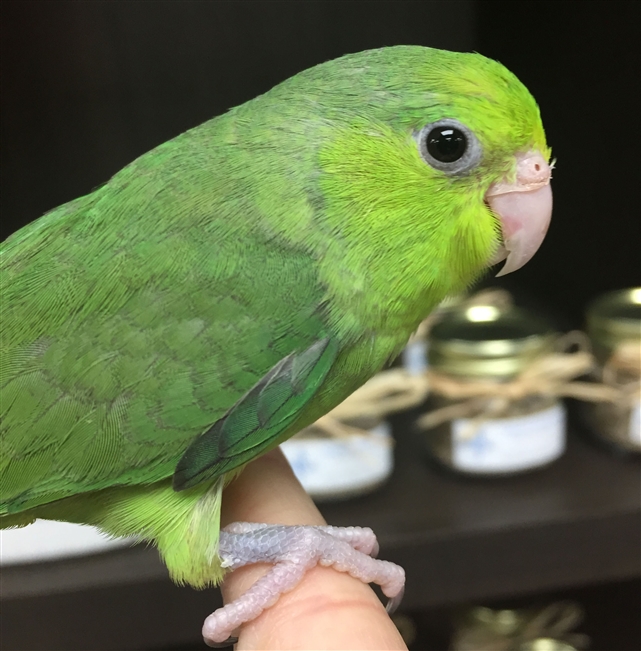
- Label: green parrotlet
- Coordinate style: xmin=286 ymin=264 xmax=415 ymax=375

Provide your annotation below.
xmin=1 ymin=46 xmax=552 ymax=646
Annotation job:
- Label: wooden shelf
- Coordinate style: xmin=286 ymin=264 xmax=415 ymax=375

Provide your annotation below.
xmin=323 ymin=410 xmax=641 ymax=608
xmin=2 ymin=411 xmax=639 ymax=650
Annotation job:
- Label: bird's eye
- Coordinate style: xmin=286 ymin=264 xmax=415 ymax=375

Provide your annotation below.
xmin=426 ymin=127 xmax=467 ymax=162
xmin=417 ymin=119 xmax=482 ymax=175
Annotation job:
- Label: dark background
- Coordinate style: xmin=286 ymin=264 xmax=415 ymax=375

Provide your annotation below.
xmin=2 ymin=1 xmax=639 ymax=326
xmin=1 ymin=2 xmax=640 ymax=650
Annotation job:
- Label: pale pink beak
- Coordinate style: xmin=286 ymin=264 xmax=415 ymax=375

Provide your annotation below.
xmin=485 ymin=151 xmax=553 ymax=276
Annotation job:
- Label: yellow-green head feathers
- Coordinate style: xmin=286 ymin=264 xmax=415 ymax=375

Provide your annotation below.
xmin=235 ymin=46 xmax=550 ymax=333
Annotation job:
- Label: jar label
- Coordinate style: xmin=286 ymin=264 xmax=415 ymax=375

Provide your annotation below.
xmin=402 ymin=339 xmax=428 ymax=376
xmin=281 ymin=422 xmax=393 ymax=497
xmin=0 ymin=519 xmax=133 ymax=566
xmin=630 ymin=401 xmax=641 ymax=446
xmin=452 ymin=404 xmax=566 ymax=473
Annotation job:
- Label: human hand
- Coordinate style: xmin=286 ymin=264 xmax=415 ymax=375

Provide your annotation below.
xmin=219 ymin=448 xmax=408 ymax=650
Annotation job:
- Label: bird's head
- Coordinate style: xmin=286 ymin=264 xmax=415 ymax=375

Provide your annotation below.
xmin=241 ymin=46 xmax=552 ymax=328
xmin=278 ymin=46 xmax=552 ymax=284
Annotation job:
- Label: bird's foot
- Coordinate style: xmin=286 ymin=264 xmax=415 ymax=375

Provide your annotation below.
xmin=202 ymin=522 xmax=405 ymax=647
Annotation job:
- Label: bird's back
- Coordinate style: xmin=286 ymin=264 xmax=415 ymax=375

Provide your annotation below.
xmin=0 ymin=111 xmax=332 ymax=514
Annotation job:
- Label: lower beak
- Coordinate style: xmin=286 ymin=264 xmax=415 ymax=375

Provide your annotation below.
xmin=485 ymin=150 xmax=553 ymax=277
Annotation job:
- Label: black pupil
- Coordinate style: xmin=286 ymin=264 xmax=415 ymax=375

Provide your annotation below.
xmin=426 ymin=127 xmax=467 ymax=163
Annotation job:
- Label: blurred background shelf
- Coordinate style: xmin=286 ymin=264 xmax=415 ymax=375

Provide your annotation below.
xmin=326 ymin=413 xmax=641 ymax=609
xmin=2 ymin=414 xmax=639 ymax=650
xmin=2 ymin=1 xmax=639 ymax=649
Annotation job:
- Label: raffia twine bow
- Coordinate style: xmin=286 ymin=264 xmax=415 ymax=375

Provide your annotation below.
xmin=418 ymin=331 xmax=641 ymax=432
xmin=602 ymin=339 xmax=641 ymax=385
xmin=307 ymin=332 xmax=640 ymax=440
xmin=309 ymin=368 xmax=430 ymax=439
xmin=306 ymin=289 xmax=514 ymax=439
xmin=304 ymin=289 xmax=640 ymax=439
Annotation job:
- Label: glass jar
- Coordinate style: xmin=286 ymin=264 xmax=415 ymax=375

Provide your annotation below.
xmin=401 ymin=289 xmax=512 ymax=376
xmin=451 ymin=603 xmax=587 ymax=651
xmin=281 ymin=415 xmax=394 ymax=501
xmin=401 ymin=294 xmax=464 ymax=375
xmin=582 ymin=288 xmax=641 ymax=454
xmin=421 ymin=303 xmax=566 ymax=476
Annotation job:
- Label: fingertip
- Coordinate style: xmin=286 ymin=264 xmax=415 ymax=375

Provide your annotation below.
xmin=235 ymin=566 xmax=408 ymax=651
xmin=218 ymin=450 xmax=407 ymax=650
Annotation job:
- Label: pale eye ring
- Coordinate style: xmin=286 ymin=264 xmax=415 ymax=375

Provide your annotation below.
xmin=416 ymin=119 xmax=482 ymax=175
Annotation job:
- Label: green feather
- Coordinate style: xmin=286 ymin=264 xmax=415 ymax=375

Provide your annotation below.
xmin=173 ymin=337 xmax=339 ymax=490
xmin=1 ymin=46 xmax=549 ymax=587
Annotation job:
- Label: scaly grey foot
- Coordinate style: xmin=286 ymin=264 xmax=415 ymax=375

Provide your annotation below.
xmin=202 ymin=523 xmax=405 ymax=647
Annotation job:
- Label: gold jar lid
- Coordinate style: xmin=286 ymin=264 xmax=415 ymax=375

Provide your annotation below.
xmin=586 ymin=287 xmax=641 ymax=355
xmin=428 ymin=303 xmax=555 ymax=379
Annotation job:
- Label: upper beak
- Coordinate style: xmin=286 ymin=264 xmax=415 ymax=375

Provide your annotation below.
xmin=485 ymin=150 xmax=553 ymax=276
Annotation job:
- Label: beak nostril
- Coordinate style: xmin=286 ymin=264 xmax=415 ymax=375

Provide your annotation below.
xmin=534 ymin=163 xmax=540 ymax=172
